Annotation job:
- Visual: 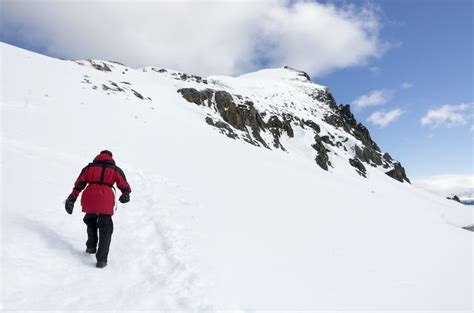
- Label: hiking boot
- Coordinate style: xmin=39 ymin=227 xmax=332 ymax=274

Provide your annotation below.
xmin=86 ymin=247 xmax=97 ymax=254
xmin=96 ymin=261 xmax=107 ymax=268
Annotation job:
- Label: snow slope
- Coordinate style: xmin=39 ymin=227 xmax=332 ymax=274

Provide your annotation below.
xmin=1 ymin=43 xmax=473 ymax=311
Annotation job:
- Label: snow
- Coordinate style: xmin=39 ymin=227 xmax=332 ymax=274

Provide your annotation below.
xmin=1 ymin=42 xmax=473 ymax=311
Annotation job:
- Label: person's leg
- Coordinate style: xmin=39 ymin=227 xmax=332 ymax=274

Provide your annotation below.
xmin=96 ymin=214 xmax=113 ymax=264
xmin=83 ymin=214 xmax=98 ymax=252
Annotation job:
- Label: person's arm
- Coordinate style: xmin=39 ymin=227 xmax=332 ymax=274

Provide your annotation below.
xmin=114 ymin=166 xmax=131 ymax=203
xmin=65 ymin=165 xmax=89 ymax=214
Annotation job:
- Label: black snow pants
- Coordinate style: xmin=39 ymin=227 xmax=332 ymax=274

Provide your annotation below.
xmin=83 ymin=214 xmax=113 ymax=262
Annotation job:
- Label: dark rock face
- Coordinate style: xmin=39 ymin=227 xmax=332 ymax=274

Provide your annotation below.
xmin=349 ymin=158 xmax=367 ymax=177
xmin=177 ymin=83 xmax=411 ymax=184
xmin=282 ymin=119 xmax=294 ymax=138
xmin=132 ymin=89 xmax=145 ymax=100
xmin=320 ymin=135 xmax=335 ymax=146
xmin=354 ymin=123 xmax=380 ymax=152
xmin=312 ymin=88 xmax=338 ymax=110
xmin=383 ymin=153 xmax=393 ymax=162
xmin=385 ymin=162 xmax=411 ymax=183
xmin=214 ymin=91 xmax=246 ymax=130
xmin=178 ymin=88 xmax=292 ymax=149
xmin=205 ymin=116 xmax=238 ymax=139
xmin=266 ymin=115 xmax=294 ymax=149
xmin=312 ymin=135 xmax=331 ymax=170
xmin=89 ymin=60 xmax=112 ymax=72
xmin=302 ymin=119 xmax=321 ymax=133
xmin=325 ymin=104 xmax=379 ymax=152
xmin=354 ymin=145 xmax=383 ymax=166
xmin=283 ymin=66 xmax=312 ymax=82
xmin=177 ymin=88 xmax=213 ymax=106
xmin=447 ymin=195 xmax=462 ymax=203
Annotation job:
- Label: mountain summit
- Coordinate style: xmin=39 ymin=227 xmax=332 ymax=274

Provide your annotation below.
xmin=78 ymin=50 xmax=409 ymax=184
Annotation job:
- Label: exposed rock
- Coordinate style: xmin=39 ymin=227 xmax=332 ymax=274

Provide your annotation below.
xmin=283 ymin=66 xmax=312 ymax=82
xmin=108 ymin=60 xmax=125 ymax=66
xmin=89 ymin=60 xmax=112 ymax=72
xmin=178 ymin=88 xmax=269 ymax=148
xmin=168 ymin=71 xmax=208 ymax=84
xmin=354 ymin=145 xmax=383 ymax=166
xmin=213 ymin=91 xmax=244 ymax=129
xmin=447 ymin=195 xmax=462 ymax=203
xmin=282 ymin=119 xmax=294 ymax=138
xmin=383 ymin=152 xmax=393 ymax=163
xmin=302 ymin=119 xmax=321 ymax=133
xmin=176 ymin=83 xmax=410 ymax=184
xmin=349 ymin=158 xmax=367 ymax=177
xmin=385 ymin=162 xmax=411 ymax=183
xmin=110 ymin=81 xmax=125 ymax=92
xmin=177 ymin=88 xmax=213 ymax=106
xmin=266 ymin=115 xmax=293 ymax=149
xmin=232 ymin=100 xmax=268 ymax=148
xmin=132 ymin=89 xmax=144 ymax=100
xmin=312 ymin=88 xmax=338 ymax=110
xmin=205 ymin=116 xmax=238 ymax=139
xmin=325 ymin=104 xmax=380 ymax=153
xmin=320 ymin=135 xmax=335 ymax=146
xmin=312 ymin=135 xmax=331 ymax=171
xmin=354 ymin=122 xmax=380 ymax=152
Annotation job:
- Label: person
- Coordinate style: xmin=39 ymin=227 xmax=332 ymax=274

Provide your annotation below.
xmin=65 ymin=150 xmax=131 ymax=268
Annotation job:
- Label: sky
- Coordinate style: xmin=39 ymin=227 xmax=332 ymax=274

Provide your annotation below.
xmin=1 ymin=0 xmax=472 ymax=182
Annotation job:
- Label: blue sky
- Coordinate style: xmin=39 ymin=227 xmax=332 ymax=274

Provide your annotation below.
xmin=1 ymin=0 xmax=472 ymax=177
xmin=319 ymin=0 xmax=473 ymax=177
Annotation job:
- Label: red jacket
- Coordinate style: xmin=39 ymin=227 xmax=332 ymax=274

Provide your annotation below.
xmin=70 ymin=152 xmax=131 ymax=215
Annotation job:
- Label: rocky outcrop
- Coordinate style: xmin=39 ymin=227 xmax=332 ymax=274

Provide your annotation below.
xmin=354 ymin=145 xmax=383 ymax=166
xmin=89 ymin=60 xmax=112 ymax=72
xmin=177 ymin=88 xmax=213 ymax=106
xmin=177 ymin=77 xmax=410 ymax=183
xmin=302 ymin=119 xmax=321 ymax=133
xmin=312 ymin=88 xmax=338 ymax=110
xmin=325 ymin=104 xmax=380 ymax=152
xmin=205 ymin=116 xmax=238 ymax=139
xmin=349 ymin=158 xmax=367 ymax=177
xmin=178 ymin=88 xmax=297 ymax=149
xmin=283 ymin=66 xmax=312 ymax=82
xmin=267 ymin=115 xmax=294 ymax=149
xmin=385 ymin=162 xmax=410 ymax=183
xmin=447 ymin=195 xmax=462 ymax=203
xmin=312 ymin=135 xmax=331 ymax=170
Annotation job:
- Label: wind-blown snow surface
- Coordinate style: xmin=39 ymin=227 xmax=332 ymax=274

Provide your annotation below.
xmin=1 ymin=43 xmax=473 ymax=311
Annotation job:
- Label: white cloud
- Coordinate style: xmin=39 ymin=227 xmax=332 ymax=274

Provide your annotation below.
xmin=352 ymin=89 xmax=393 ymax=109
xmin=1 ymin=0 xmax=385 ymax=76
xmin=369 ymin=66 xmax=380 ymax=74
xmin=400 ymin=82 xmax=413 ymax=89
xmin=412 ymin=174 xmax=474 ymax=198
xmin=420 ymin=103 xmax=473 ymax=128
xmin=367 ymin=108 xmax=405 ymax=127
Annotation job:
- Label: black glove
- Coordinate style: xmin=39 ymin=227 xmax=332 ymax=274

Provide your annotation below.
xmin=65 ymin=194 xmax=76 ymax=214
xmin=119 ymin=194 xmax=130 ymax=203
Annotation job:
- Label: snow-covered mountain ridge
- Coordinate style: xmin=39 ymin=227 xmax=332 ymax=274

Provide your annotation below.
xmin=1 ymin=43 xmax=472 ymax=311
xmin=77 ymin=56 xmax=409 ymax=183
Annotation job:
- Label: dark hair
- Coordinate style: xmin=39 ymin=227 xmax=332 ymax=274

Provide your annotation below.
xmin=101 ymin=150 xmax=113 ymax=157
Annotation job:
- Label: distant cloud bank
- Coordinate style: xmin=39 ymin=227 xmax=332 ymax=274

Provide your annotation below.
xmin=1 ymin=0 xmax=385 ymax=76
xmin=413 ymin=174 xmax=474 ymax=197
